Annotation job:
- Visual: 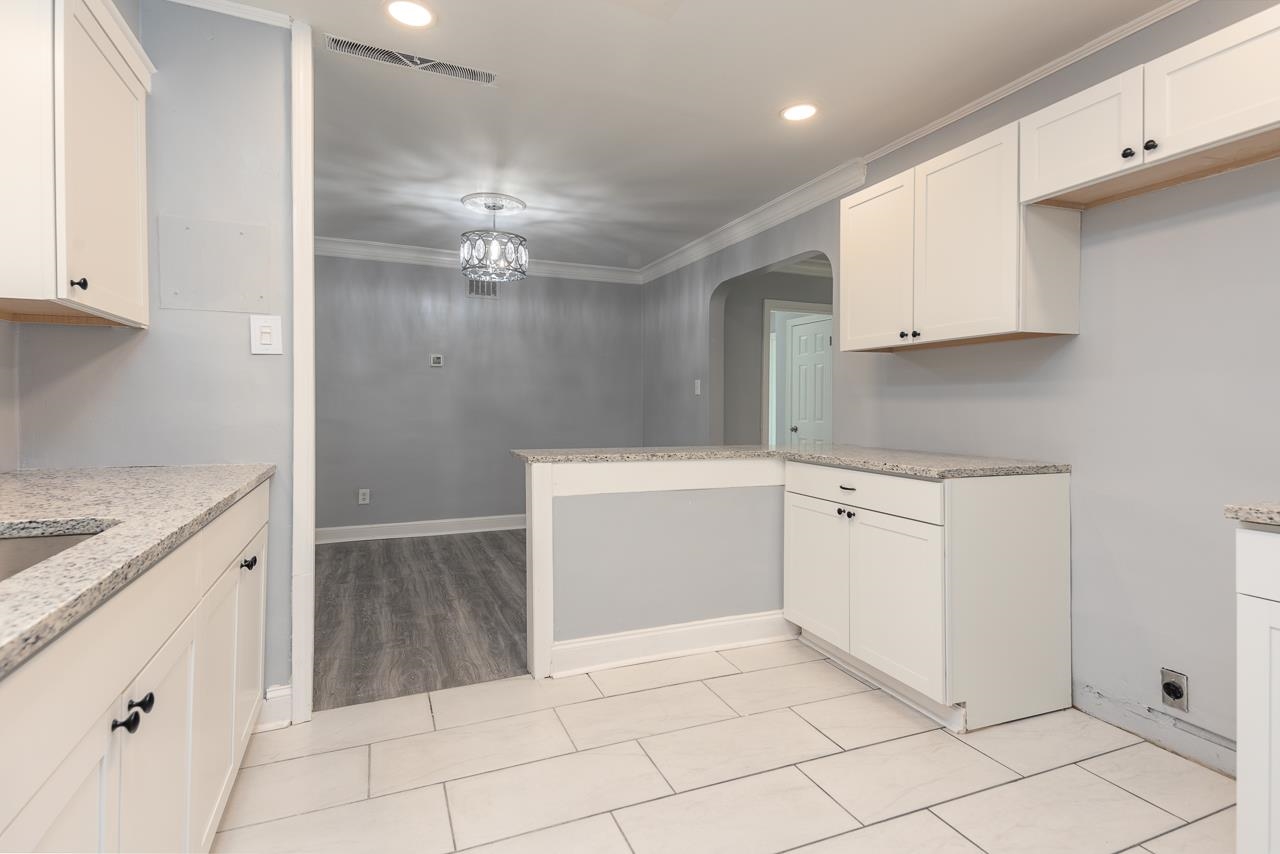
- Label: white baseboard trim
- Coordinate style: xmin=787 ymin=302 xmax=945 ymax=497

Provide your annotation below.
xmin=255 ymin=683 xmax=293 ymax=732
xmin=316 ymin=514 xmax=526 ymax=545
xmin=550 ymin=610 xmax=797 ymax=677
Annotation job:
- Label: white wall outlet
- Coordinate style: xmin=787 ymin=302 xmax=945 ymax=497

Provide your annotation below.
xmin=694 ymin=378 xmax=702 ymax=396
xmin=430 ymin=354 xmax=444 ymax=367
xmin=357 ymin=488 xmax=370 ymax=505
xmin=249 ymin=314 xmax=284 ymax=355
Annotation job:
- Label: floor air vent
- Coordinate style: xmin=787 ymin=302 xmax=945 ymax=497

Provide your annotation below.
xmin=325 ymin=34 xmax=497 ymax=86
xmin=466 ymin=280 xmax=499 ymax=299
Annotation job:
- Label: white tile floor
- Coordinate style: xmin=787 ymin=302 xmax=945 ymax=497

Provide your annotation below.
xmin=213 ymin=640 xmax=1236 ymax=854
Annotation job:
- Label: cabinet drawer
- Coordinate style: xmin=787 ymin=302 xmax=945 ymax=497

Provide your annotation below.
xmin=1238 ymin=528 xmax=1280 ymax=602
xmin=785 ymin=462 xmax=943 ymax=524
xmin=196 ymin=482 xmax=269 ymax=593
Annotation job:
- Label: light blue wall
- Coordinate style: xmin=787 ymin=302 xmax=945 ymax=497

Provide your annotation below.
xmin=17 ymin=1 xmax=294 ymax=687
xmin=316 ymin=256 xmax=644 ymax=527
xmin=0 ymin=322 xmax=15 ymax=472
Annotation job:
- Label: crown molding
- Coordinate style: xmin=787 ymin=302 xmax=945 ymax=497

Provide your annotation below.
xmin=164 ymin=0 xmax=294 ymax=28
xmin=637 ymin=157 xmax=866 ymax=283
xmin=861 ymin=0 xmax=1201 ymax=163
xmin=315 ymin=236 xmax=645 ymax=284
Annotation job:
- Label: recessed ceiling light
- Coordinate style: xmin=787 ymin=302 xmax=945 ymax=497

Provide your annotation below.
xmin=781 ymin=103 xmax=818 ymax=122
xmin=387 ymin=1 xmax=433 ymax=27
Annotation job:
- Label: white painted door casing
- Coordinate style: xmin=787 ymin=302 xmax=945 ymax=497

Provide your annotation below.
xmin=1019 ymin=68 xmax=1145 ymax=202
xmin=786 ymin=316 xmax=833 ymax=443
xmin=838 ymin=169 xmax=915 ymax=350
xmin=783 ymin=492 xmax=852 ymax=653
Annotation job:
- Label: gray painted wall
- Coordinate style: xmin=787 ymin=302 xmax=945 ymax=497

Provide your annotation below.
xmin=316 ymin=257 xmax=643 ymax=528
xmin=109 ymin=0 xmax=140 ymax=37
xmin=552 ymin=486 xmax=783 ymax=640
xmin=0 ymin=322 xmax=16 ymax=471
xmin=17 ymin=1 xmax=294 ymax=687
xmin=640 ymin=0 xmax=1280 ymax=759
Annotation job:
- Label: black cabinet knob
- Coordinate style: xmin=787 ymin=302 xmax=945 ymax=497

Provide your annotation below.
xmin=899 ymin=331 xmax=908 ymax=339
xmin=70 ymin=278 xmax=89 ymax=290
xmin=128 ymin=692 xmax=155 ymax=714
xmin=1121 ymin=147 xmax=1135 ymax=159
xmin=837 ymin=508 xmax=845 ymax=516
xmin=1143 ymin=139 xmax=1158 ymax=151
xmin=111 ymin=711 xmax=141 ymax=734
xmin=241 ymin=555 xmax=258 ymax=571
xmin=911 ymin=330 xmax=921 ymax=338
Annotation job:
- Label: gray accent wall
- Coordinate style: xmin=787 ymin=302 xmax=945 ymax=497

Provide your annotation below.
xmin=552 ymin=486 xmax=783 ymax=640
xmin=640 ymin=0 xmax=1280 ymax=763
xmin=16 ymin=1 xmax=294 ymax=687
xmin=0 ymin=322 xmax=16 ymax=472
xmin=315 ymin=257 xmax=643 ymax=528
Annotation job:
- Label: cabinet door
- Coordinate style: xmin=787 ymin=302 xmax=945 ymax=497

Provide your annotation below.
xmin=61 ymin=0 xmax=149 ymax=325
xmin=1019 ymin=68 xmax=1144 ymax=202
xmin=783 ymin=492 xmax=852 ymax=651
xmin=1143 ymin=4 xmax=1280 ymax=163
xmin=117 ymin=615 xmax=194 ymax=853
xmin=0 ymin=701 xmax=120 ymax=853
xmin=838 ymin=169 xmax=915 ymax=351
xmin=849 ymin=509 xmax=945 ymax=703
xmin=235 ymin=528 xmax=268 ymax=756
xmin=1237 ymin=593 xmax=1280 ymax=854
xmin=190 ymin=567 xmax=238 ymax=852
xmin=913 ymin=123 xmax=1019 ymax=344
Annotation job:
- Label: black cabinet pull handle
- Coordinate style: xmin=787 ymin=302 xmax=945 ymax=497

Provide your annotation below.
xmin=1143 ymin=139 xmax=1158 ymax=151
xmin=241 ymin=555 xmax=258 ymax=571
xmin=128 ymin=692 xmax=155 ymax=714
xmin=838 ymin=485 xmax=856 ymax=491
xmin=911 ymin=330 xmax=921 ymax=338
xmin=70 ymin=278 xmax=89 ymax=291
xmin=1121 ymin=147 xmax=1135 ymax=159
xmin=898 ymin=331 xmax=908 ymax=339
xmin=111 ymin=711 xmax=141 ymax=734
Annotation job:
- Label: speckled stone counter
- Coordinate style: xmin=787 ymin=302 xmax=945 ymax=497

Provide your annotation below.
xmin=512 ymin=444 xmax=1069 ymax=480
xmin=0 ymin=464 xmax=275 ymax=680
xmin=1226 ymin=503 xmax=1280 ymax=526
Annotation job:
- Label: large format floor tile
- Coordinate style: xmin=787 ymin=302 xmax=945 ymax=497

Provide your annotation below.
xmin=933 ymin=765 xmax=1182 ymax=854
xmin=955 ymin=708 xmax=1141 ymax=775
xmin=462 ymin=815 xmax=632 ymax=853
xmin=790 ymin=810 xmax=982 ymax=853
xmin=211 ymin=786 xmax=452 ymax=854
xmin=555 ymin=682 xmax=737 ymax=750
xmin=614 ymin=766 xmax=859 ymax=854
xmin=705 ymin=660 xmax=870 ymax=715
xmin=640 ymin=707 xmax=839 ymax=791
xmin=220 ymin=746 xmax=369 ymax=831
xmin=588 ymin=652 xmax=738 ymax=696
xmin=369 ymin=708 xmax=574 ymax=796
xmin=445 ymin=741 xmax=671 ymax=848
xmin=717 ymin=639 xmax=823 ymax=672
xmin=1079 ymin=742 xmax=1235 ymax=821
xmin=429 ymin=673 xmax=600 ymax=729
xmin=800 ymin=730 xmax=1018 ymax=823
xmin=794 ymin=690 xmax=939 ymax=750
xmin=1143 ymin=806 xmax=1235 ymax=854
xmin=244 ymin=692 xmax=433 ymax=767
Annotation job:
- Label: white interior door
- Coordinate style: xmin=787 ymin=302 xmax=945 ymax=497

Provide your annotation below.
xmin=785 ymin=315 xmax=832 ymax=443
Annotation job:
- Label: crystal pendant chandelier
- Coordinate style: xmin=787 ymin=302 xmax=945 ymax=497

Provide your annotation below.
xmin=459 ymin=193 xmax=529 ymax=282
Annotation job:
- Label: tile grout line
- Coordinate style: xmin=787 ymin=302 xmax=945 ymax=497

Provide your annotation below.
xmin=1073 ymin=761 xmax=1192 ymax=826
xmin=792 ymin=761 xmax=866 ymax=827
xmin=634 ymin=738 xmax=678 ymax=795
xmin=927 ymin=806 xmax=994 ymax=853
xmin=441 ymin=782 xmax=458 ymax=853
xmin=1126 ymin=802 xmax=1237 ymax=850
xmin=936 ymin=728 xmax=1023 ymax=779
xmin=609 ymin=811 xmax=638 ymax=854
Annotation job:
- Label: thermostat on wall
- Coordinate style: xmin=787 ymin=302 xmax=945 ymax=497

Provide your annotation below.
xmin=430 ymin=354 xmax=445 ymax=367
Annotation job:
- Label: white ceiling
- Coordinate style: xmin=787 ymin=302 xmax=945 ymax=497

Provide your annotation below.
xmin=241 ymin=0 xmax=1173 ymax=270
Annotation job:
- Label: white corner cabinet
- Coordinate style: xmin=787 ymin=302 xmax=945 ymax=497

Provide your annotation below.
xmin=1 ymin=0 xmax=153 ymax=328
xmin=0 ymin=484 xmax=269 ymax=853
xmin=1020 ymin=3 xmax=1280 ymax=207
xmin=1235 ymin=524 xmax=1280 ymax=853
xmin=783 ymin=462 xmax=1070 ymax=730
xmin=839 ymin=123 xmax=1081 ymax=352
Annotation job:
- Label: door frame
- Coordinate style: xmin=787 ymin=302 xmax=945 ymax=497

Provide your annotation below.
xmin=760 ymin=299 xmax=831 ymax=444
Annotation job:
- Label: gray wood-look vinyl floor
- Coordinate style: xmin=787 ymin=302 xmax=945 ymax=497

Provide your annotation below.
xmin=313 ymin=530 xmax=527 ymax=711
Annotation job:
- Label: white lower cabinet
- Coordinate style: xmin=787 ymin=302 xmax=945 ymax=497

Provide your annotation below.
xmin=783 ymin=463 xmax=1070 ymax=730
xmin=190 ymin=568 xmax=239 ymax=852
xmin=1235 ymin=527 xmax=1280 ymax=853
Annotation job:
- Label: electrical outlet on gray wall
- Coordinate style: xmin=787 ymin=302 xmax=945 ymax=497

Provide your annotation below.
xmin=357 ymin=488 xmax=370 ymax=505
xmin=1161 ymin=667 xmax=1188 ymax=712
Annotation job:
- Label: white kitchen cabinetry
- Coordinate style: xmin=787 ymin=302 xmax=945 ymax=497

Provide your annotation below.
xmin=783 ymin=463 xmax=1070 ymax=730
xmin=1019 ymin=69 xmax=1145 ymax=202
xmin=839 ymin=124 xmax=1080 ymax=352
xmin=0 ymin=0 xmax=152 ymax=327
xmin=1235 ymin=526 xmax=1280 ymax=854
xmin=0 ymin=484 xmax=270 ymax=853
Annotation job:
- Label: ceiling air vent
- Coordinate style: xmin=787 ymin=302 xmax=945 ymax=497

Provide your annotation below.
xmin=325 ymin=34 xmax=496 ymax=86
xmin=466 ymin=280 xmax=499 ymax=299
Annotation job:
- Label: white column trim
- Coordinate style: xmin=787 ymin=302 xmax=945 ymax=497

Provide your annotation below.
xmin=526 ymin=464 xmax=554 ymax=678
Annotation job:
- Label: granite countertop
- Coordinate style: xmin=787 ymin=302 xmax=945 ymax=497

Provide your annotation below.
xmin=1226 ymin=503 xmax=1280 ymax=526
xmin=0 ymin=464 xmax=275 ymax=680
xmin=511 ymin=444 xmax=1069 ymax=479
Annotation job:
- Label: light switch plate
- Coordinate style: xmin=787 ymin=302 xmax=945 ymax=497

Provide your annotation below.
xmin=250 ymin=314 xmax=284 ymax=355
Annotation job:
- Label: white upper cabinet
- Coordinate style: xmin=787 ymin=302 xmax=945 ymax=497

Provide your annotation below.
xmin=838 ymin=169 xmax=915 ymax=350
xmin=0 ymin=0 xmax=152 ymax=327
xmin=1143 ymin=3 xmax=1280 ymax=162
xmin=1019 ymin=68 xmax=1145 ymax=202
